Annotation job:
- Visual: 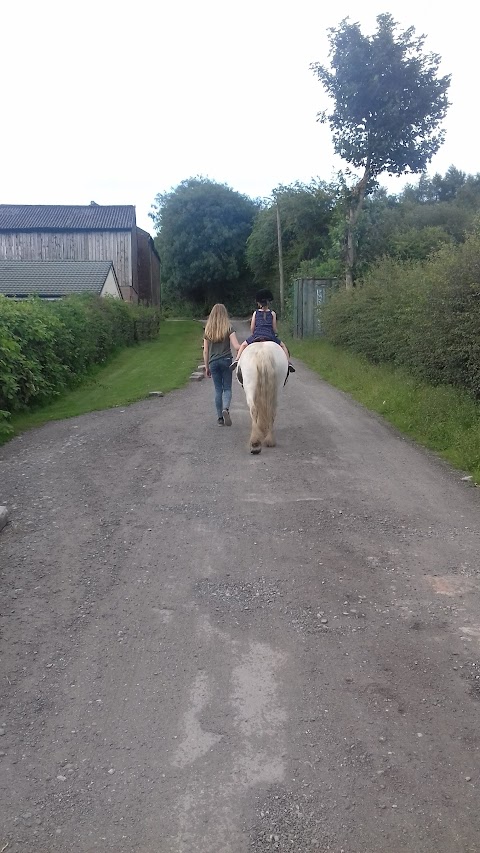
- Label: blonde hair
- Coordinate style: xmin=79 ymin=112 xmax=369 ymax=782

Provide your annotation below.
xmin=204 ymin=304 xmax=232 ymax=342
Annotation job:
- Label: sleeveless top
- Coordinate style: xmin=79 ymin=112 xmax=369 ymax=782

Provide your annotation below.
xmin=252 ymin=309 xmax=275 ymax=340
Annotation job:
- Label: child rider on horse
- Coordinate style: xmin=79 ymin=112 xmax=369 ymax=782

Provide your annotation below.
xmin=231 ymin=289 xmax=295 ymax=372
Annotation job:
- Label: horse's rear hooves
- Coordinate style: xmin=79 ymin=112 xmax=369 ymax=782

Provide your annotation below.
xmin=250 ymin=443 xmax=262 ymax=454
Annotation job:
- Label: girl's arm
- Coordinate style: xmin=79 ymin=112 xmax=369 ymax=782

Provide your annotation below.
xmin=250 ymin=312 xmax=256 ymax=333
xmin=203 ymin=339 xmax=211 ymax=376
xmin=230 ymin=331 xmax=241 ymax=352
xmin=271 ymin=310 xmax=278 ymax=333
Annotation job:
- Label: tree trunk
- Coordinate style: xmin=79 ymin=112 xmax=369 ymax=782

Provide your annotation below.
xmin=345 ymin=206 xmax=356 ymax=290
xmin=344 ymin=164 xmax=370 ymax=289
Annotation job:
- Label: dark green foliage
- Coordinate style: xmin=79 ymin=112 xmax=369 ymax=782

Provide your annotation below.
xmin=355 ymin=197 xmax=454 ymax=273
xmin=246 ymin=182 xmax=336 ymax=293
xmin=322 ymin=230 xmax=480 ymax=398
xmin=386 ymin=226 xmax=452 ymax=262
xmin=419 ymin=233 xmax=480 ymax=396
xmin=151 ymin=177 xmax=258 ymax=307
xmin=352 ymin=170 xmax=480 ymax=277
xmin=311 ymin=14 xmax=450 ymax=179
xmin=311 ymin=14 xmax=451 ymax=286
xmin=402 ymin=167 xmax=480 ymax=205
xmin=0 ymin=295 xmax=159 ymax=437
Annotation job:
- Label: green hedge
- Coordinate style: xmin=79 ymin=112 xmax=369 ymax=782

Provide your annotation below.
xmin=322 ymin=229 xmax=480 ymax=399
xmin=0 ymin=295 xmax=159 ymax=436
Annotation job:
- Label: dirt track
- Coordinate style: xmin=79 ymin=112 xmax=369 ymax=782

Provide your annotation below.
xmin=1 ymin=325 xmax=480 ymax=852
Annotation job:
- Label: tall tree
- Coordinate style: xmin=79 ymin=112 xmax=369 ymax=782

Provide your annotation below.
xmin=311 ymin=14 xmax=451 ymax=288
xmin=246 ymin=182 xmax=335 ymax=293
xmin=151 ymin=178 xmax=258 ymax=306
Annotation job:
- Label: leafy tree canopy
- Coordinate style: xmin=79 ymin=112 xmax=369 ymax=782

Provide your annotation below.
xmin=401 ymin=166 xmax=480 ymax=206
xmin=311 ymin=13 xmax=451 ymax=287
xmin=311 ymin=13 xmax=451 ymax=179
xmin=246 ymin=181 xmax=336 ymax=289
xmin=342 ymin=163 xmax=480 ymax=278
xmin=151 ymin=177 xmax=258 ymax=305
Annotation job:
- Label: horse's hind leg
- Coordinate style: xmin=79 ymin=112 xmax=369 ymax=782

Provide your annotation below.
xmin=249 ymin=407 xmax=263 ymax=454
xmin=264 ymin=426 xmax=276 ymax=447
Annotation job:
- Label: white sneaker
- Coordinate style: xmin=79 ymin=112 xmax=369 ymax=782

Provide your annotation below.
xmin=222 ymin=409 xmax=232 ymax=426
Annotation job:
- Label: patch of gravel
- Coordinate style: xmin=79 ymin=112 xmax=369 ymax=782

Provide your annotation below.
xmin=246 ymin=785 xmax=344 ymax=852
xmin=460 ymin=660 xmax=480 ymax=700
xmin=194 ymin=577 xmax=282 ymax=613
xmin=194 ymin=577 xmax=369 ymax=639
xmin=282 ymin=603 xmax=331 ymax=637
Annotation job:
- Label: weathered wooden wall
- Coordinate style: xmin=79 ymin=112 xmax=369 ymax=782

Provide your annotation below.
xmin=136 ymin=228 xmax=161 ymax=307
xmin=0 ymin=230 xmax=137 ymax=301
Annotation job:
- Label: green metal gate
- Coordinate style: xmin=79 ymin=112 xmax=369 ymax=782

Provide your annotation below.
xmin=292 ymin=278 xmax=337 ymax=338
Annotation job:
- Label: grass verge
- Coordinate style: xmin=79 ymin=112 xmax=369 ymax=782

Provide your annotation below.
xmin=286 ymin=335 xmax=480 ymax=485
xmin=4 ymin=320 xmax=202 ymax=442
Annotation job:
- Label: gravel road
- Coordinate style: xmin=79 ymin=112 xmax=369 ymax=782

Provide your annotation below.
xmin=1 ymin=324 xmax=479 ymax=852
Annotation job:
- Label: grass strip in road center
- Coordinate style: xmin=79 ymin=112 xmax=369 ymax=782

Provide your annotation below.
xmin=4 ymin=320 xmax=202 ymax=442
xmin=285 ymin=335 xmax=480 ymax=485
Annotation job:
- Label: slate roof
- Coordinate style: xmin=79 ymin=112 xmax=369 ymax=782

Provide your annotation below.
xmin=0 ymin=205 xmax=136 ymax=231
xmin=0 ymin=261 xmax=117 ymax=297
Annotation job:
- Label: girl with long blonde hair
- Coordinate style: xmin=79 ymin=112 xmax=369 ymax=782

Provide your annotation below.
xmin=203 ymin=304 xmax=241 ymax=426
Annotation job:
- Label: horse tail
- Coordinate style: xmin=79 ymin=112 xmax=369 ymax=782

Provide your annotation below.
xmin=253 ymin=350 xmax=277 ymax=440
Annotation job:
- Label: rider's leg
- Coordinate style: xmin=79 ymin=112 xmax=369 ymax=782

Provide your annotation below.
xmin=279 ymin=341 xmax=295 ymax=373
xmin=231 ymin=340 xmax=248 ymax=369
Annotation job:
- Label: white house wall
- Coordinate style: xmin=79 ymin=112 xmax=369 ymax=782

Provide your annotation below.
xmin=100 ymin=269 xmax=122 ymax=298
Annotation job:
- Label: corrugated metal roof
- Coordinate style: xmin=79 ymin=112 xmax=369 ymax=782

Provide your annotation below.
xmin=0 ymin=205 xmax=136 ymax=231
xmin=0 ymin=260 xmax=114 ymax=297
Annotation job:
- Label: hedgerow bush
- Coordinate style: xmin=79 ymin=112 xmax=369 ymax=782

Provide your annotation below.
xmin=0 ymin=295 xmax=159 ymax=437
xmin=322 ymin=229 xmax=480 ymax=399
xmin=419 ymin=235 xmax=480 ymax=396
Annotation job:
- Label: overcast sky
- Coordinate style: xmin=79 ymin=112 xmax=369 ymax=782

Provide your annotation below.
xmin=2 ymin=0 xmax=478 ymax=234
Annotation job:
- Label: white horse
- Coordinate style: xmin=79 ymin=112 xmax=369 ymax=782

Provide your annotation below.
xmin=236 ymin=342 xmax=289 ymax=454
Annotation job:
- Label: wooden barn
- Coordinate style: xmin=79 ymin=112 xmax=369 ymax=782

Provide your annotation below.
xmin=0 ymin=204 xmax=160 ymax=306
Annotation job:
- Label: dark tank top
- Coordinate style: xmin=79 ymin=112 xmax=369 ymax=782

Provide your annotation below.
xmin=253 ymin=309 xmax=274 ymax=338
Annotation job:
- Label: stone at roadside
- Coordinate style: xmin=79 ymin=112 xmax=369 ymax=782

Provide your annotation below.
xmin=148 ymin=391 xmax=164 ymax=397
xmin=0 ymin=506 xmax=8 ymax=533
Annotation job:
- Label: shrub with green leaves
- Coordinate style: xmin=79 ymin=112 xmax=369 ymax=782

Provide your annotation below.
xmin=322 ymin=230 xmax=480 ymax=399
xmin=0 ymin=295 xmax=159 ymax=438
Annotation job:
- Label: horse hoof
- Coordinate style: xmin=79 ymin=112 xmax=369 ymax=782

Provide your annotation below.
xmin=250 ymin=442 xmax=262 ymax=454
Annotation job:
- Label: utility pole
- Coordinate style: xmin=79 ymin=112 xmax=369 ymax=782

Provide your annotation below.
xmin=276 ymin=199 xmax=285 ymax=317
